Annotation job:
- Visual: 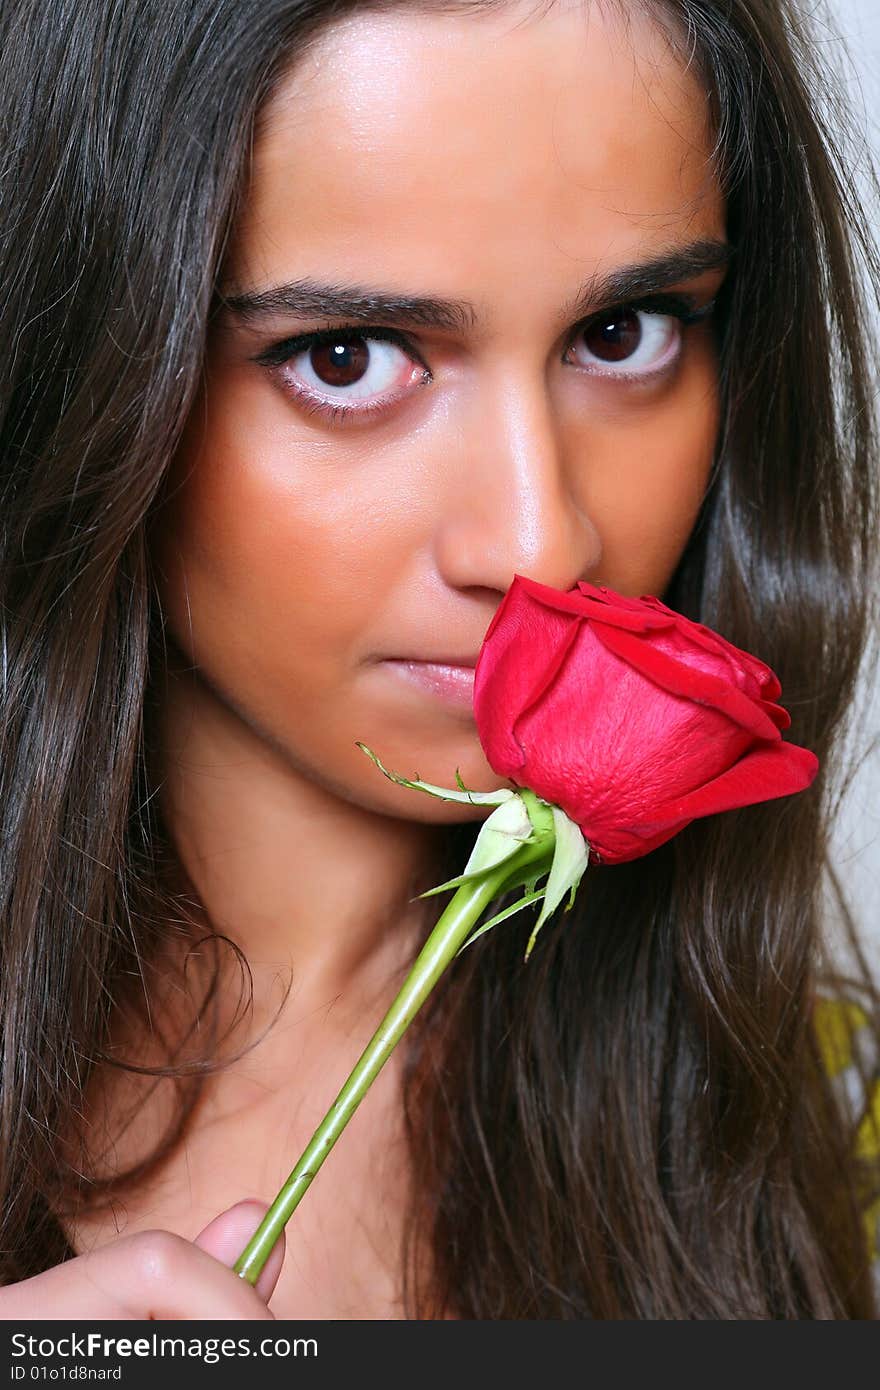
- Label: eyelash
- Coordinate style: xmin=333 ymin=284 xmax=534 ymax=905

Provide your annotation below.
xmin=254 ymin=293 xmax=716 ymax=426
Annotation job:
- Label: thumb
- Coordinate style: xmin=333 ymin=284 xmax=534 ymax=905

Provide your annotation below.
xmin=193 ymin=1199 xmax=287 ymax=1307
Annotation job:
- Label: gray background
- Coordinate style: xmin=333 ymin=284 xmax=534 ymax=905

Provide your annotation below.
xmin=823 ymin=0 xmax=879 ymax=976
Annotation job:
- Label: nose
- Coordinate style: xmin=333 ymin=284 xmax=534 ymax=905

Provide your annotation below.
xmin=432 ymin=368 xmax=601 ymax=595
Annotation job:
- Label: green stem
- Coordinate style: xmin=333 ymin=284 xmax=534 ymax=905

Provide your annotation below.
xmin=233 ymin=798 xmax=553 ymax=1285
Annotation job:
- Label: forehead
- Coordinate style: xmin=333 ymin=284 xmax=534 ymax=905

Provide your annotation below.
xmin=223 ymin=1 xmax=721 ymax=315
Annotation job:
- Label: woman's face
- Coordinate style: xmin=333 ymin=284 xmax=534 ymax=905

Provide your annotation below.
xmin=152 ymin=0 xmax=729 ymax=821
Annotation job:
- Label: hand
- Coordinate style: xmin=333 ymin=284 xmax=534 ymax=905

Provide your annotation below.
xmin=0 ymin=1199 xmax=286 ymax=1319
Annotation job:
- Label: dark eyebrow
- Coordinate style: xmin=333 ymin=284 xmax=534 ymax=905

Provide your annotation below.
xmin=218 ymin=237 xmax=733 ymax=332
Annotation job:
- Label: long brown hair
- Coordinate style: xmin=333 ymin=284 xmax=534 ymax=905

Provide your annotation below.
xmin=1 ymin=0 xmax=878 ymax=1315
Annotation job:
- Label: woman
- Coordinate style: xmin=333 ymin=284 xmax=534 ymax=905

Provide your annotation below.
xmin=0 ymin=0 xmax=878 ymax=1318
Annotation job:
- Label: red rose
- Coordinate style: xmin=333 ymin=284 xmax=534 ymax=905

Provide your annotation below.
xmin=473 ymin=575 xmax=819 ymax=864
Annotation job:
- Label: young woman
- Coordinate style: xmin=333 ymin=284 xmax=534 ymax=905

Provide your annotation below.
xmin=1 ymin=0 xmax=878 ymax=1319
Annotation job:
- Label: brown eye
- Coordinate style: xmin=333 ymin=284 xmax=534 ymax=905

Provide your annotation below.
xmin=273 ymin=329 xmax=428 ymax=423
xmin=308 ymin=335 xmax=371 ymax=388
xmin=582 ymin=310 xmax=642 ymax=362
xmin=568 ymin=309 xmax=682 ymax=377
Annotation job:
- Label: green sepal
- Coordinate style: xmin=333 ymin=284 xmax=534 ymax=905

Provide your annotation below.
xmin=416 ymin=795 xmax=536 ymax=899
xmin=356 ymin=742 xmax=587 ymax=961
xmin=459 ymin=795 xmax=534 ymax=875
xmin=523 ymin=806 xmax=590 ymax=961
xmin=415 ymin=871 xmax=488 ymax=900
xmin=356 ymin=742 xmax=516 ymax=807
xmin=455 ymin=887 xmax=549 ymax=955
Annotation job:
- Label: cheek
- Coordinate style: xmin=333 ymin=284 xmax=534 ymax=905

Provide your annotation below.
xmin=572 ymin=344 xmax=719 ymax=594
xmin=149 ymin=384 xmax=414 ymax=698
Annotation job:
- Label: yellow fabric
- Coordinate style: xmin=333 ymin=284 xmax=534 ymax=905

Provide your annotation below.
xmin=812 ymin=996 xmax=880 ymax=1262
xmin=813 ymin=997 xmax=870 ymax=1078
xmin=854 ymin=1078 xmax=880 ymax=1257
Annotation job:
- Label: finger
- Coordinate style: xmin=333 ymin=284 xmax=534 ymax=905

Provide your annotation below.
xmin=0 ymin=1231 xmax=276 ymax=1321
xmin=193 ymin=1199 xmax=286 ymax=1306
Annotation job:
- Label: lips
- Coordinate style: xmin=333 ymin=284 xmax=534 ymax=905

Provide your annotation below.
xmin=403 ymin=656 xmax=478 ymax=667
xmin=381 ymin=658 xmax=477 ymax=711
xmin=388 ymin=655 xmax=479 ymax=668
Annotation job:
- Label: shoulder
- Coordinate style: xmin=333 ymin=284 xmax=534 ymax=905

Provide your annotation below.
xmin=812 ymin=995 xmax=880 ymax=1284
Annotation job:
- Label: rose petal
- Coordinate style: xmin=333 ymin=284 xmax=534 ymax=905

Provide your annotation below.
xmin=475 ymin=590 xmax=583 ymax=772
xmin=588 ymin=622 xmax=784 ymax=741
xmin=640 ymin=739 xmax=820 ymax=825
